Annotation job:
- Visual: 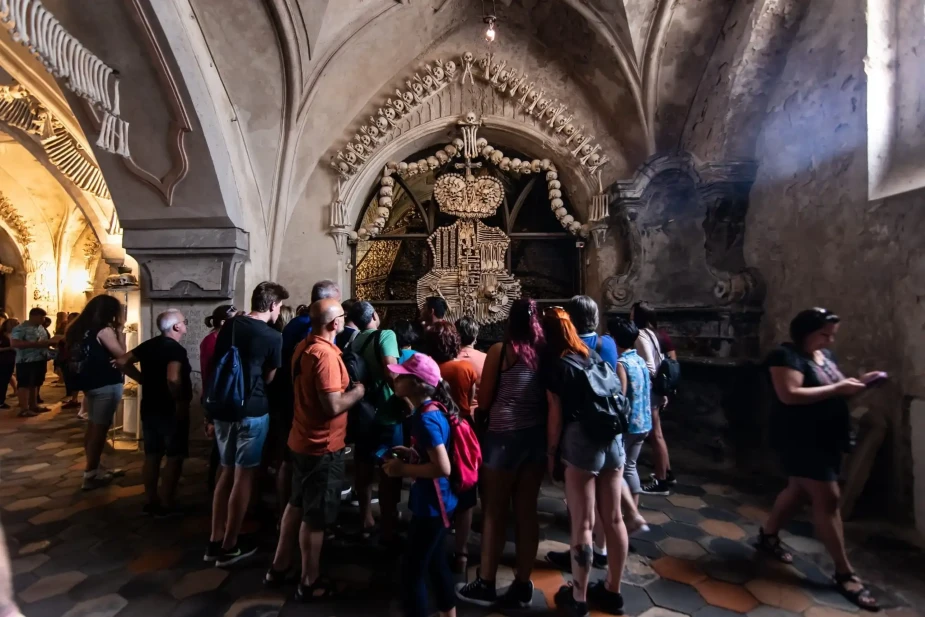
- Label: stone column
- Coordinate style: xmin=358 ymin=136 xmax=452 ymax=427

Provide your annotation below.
xmin=123 ymin=227 xmax=249 ymax=437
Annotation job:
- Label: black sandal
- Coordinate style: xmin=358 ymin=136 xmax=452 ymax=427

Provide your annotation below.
xmin=295 ymin=577 xmax=340 ymax=602
xmin=755 ymin=527 xmax=793 ymax=563
xmin=263 ymin=567 xmax=288 ymax=588
xmin=834 ymin=571 xmax=879 ymax=611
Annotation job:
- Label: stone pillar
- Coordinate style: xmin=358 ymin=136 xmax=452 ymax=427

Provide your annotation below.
xmin=123 ymin=227 xmax=249 ymax=438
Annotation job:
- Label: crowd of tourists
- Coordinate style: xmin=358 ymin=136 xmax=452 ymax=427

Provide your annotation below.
xmin=0 ymin=284 xmax=882 ymax=614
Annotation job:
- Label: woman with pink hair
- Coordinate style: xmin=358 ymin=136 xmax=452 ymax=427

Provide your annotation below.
xmin=456 ymin=299 xmax=548 ymax=609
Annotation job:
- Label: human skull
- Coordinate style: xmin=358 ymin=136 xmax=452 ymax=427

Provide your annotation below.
xmin=549 ymin=189 xmax=562 ymax=199
xmin=476 ymin=137 xmax=488 ymax=148
xmin=427 ymin=156 xmax=440 ymax=170
xmin=377 ymin=207 xmax=390 ymax=218
xmin=445 ymin=60 xmax=457 ymax=76
xmin=348 ymin=230 xmax=359 ymax=241
xmin=417 ymin=159 xmax=428 ymax=170
xmin=564 ymin=125 xmax=576 ymax=137
xmin=588 ymin=153 xmax=601 ymax=166
xmin=407 ymin=162 xmax=418 ymax=173
xmin=337 ymin=161 xmax=350 ymax=174
xmin=380 ymin=186 xmax=393 ymax=198
xmin=551 ymin=198 xmax=564 ymax=209
xmin=463 ymin=52 xmax=474 ymax=64
xmin=520 ymin=162 xmax=532 ymax=174
xmin=561 ymin=214 xmax=574 ymax=226
xmin=547 ymin=171 xmax=559 ymax=182
xmin=481 ymin=146 xmax=495 ymax=158
xmin=376 ymin=117 xmax=389 ymax=132
xmin=374 ymin=217 xmax=386 ymax=227
xmin=452 ymin=138 xmax=465 ymax=149
xmin=548 ymin=179 xmax=561 ymax=189
xmin=569 ymin=221 xmax=582 ymax=233
xmin=380 ymin=197 xmax=393 ymax=207
xmin=555 ymin=207 xmax=568 ymax=217
xmin=435 ymin=150 xmax=449 ymax=164
xmin=531 ymin=160 xmax=542 ymax=173
xmin=433 ymin=66 xmax=445 ymax=81
xmin=582 ymin=144 xmax=594 ymax=156
xmin=402 ymin=91 xmax=414 ymax=105
xmin=344 ymin=152 xmax=357 ymax=164
xmin=358 ymin=228 xmax=370 ymax=240
xmin=465 ymin=111 xmax=478 ymax=124
xmin=500 ymin=157 xmax=511 ymax=170
xmin=423 ymin=76 xmax=434 ymax=89
xmin=445 ymin=144 xmax=458 ymax=156
xmin=398 ymin=161 xmax=409 ymax=172
xmin=359 ymin=135 xmax=371 ymax=147
xmin=541 ymin=159 xmax=552 ymax=170
xmin=511 ymin=158 xmax=522 ymax=169
xmin=490 ymin=150 xmax=504 ymax=165
xmin=381 ymin=176 xmax=395 ymax=186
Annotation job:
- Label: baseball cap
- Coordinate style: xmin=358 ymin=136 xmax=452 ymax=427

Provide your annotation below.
xmin=387 ymin=352 xmax=441 ymax=388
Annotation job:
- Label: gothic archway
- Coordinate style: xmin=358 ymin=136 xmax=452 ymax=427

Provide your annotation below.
xmin=351 ymin=117 xmax=586 ymax=342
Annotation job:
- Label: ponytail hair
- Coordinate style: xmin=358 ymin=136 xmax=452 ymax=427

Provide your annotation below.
xmin=206 ymin=304 xmax=236 ymax=331
xmin=417 ymin=378 xmax=460 ymax=420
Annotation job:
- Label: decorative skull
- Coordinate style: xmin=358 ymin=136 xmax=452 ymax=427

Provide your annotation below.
xmin=588 ymin=153 xmax=601 ymax=166
xmin=417 ymin=159 xmax=428 ymax=171
xmin=402 ymin=91 xmax=414 ymax=105
xmin=551 ymin=198 xmax=564 ymax=208
xmin=377 ymin=207 xmax=390 ymax=218
xmin=541 ymin=159 xmax=552 ymax=170
xmin=433 ymin=66 xmax=445 ymax=81
xmin=500 ymin=157 xmax=511 ymax=170
xmin=375 ymin=118 xmax=388 ymax=132
xmin=445 ymin=61 xmax=457 ymax=77
xmin=481 ymin=145 xmax=494 ymax=158
xmin=464 ymin=52 xmax=474 ymax=63
xmin=380 ymin=186 xmax=393 ymax=198
xmin=344 ymin=152 xmax=357 ymax=164
xmin=531 ymin=160 xmax=542 ymax=173
xmin=549 ymin=189 xmax=562 ymax=199
xmin=427 ymin=156 xmax=440 ymax=170
xmin=452 ymin=137 xmax=465 ymax=149
xmin=422 ymin=75 xmax=434 ymax=89
xmin=435 ymin=150 xmax=449 ymax=164
xmin=381 ymin=176 xmax=395 ymax=186
xmin=555 ymin=207 xmax=568 ymax=218
xmin=561 ymin=214 xmax=574 ymax=226
xmin=511 ymin=158 xmax=522 ymax=169
xmin=398 ymin=161 xmax=409 ymax=171
xmin=359 ymin=134 xmax=371 ymax=147
xmin=411 ymin=83 xmax=424 ymax=96
xmin=476 ymin=137 xmax=488 ymax=148
xmin=581 ymin=144 xmax=594 ymax=156
xmin=548 ymin=179 xmax=561 ymax=189
xmin=490 ymin=150 xmax=504 ymax=165
xmin=445 ymin=144 xmax=458 ymax=156
xmin=547 ymin=171 xmax=559 ymax=182
xmin=407 ymin=162 xmax=419 ymax=173
xmin=464 ymin=111 xmax=478 ymax=124
xmin=380 ymin=197 xmax=393 ymax=207
xmin=564 ymin=125 xmax=576 ymax=137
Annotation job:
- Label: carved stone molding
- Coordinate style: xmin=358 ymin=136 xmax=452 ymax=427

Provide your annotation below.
xmin=330 ymin=50 xmax=611 ymax=181
xmin=602 ymin=152 xmax=761 ymax=311
xmin=0 ymin=190 xmax=34 ymax=248
xmin=0 ymin=84 xmax=111 ymax=200
xmin=123 ymin=227 xmax=248 ymax=300
xmin=118 ymin=0 xmax=192 ymax=206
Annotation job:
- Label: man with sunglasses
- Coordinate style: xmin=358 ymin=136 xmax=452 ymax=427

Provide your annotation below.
xmin=116 ymin=309 xmax=192 ymax=517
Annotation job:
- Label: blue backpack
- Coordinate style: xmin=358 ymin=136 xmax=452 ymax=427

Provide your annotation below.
xmin=203 ymin=321 xmax=246 ymax=421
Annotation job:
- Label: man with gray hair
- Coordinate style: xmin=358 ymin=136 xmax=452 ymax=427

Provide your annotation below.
xmin=115 ymin=308 xmax=192 ymax=517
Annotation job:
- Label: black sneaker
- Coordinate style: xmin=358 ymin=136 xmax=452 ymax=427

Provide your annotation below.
xmin=545 ymin=550 xmax=571 ymax=572
xmin=588 ymin=580 xmax=624 ymax=615
xmin=455 ymin=573 xmax=497 ymax=607
xmin=496 ymin=579 xmax=534 ymax=609
xmin=652 ymin=470 xmax=678 ymax=486
xmin=203 ymin=542 xmax=222 ymax=562
xmin=214 ymin=541 xmax=257 ymax=567
xmin=554 ymin=584 xmax=589 ymax=617
xmin=546 ymin=550 xmax=608 ymax=572
xmin=640 ymin=478 xmax=671 ymax=496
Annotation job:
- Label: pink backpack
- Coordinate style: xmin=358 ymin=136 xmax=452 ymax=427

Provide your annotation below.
xmin=422 ymin=402 xmax=482 ymax=527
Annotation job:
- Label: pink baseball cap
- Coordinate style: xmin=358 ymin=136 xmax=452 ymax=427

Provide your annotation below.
xmin=387 ymin=352 xmax=441 ymax=387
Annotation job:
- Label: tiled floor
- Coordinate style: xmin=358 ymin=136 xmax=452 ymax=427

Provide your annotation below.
xmin=1 ymin=388 xmax=923 ymax=617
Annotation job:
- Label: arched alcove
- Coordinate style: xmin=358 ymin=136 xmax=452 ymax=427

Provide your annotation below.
xmin=0 ymin=225 xmax=26 ymax=318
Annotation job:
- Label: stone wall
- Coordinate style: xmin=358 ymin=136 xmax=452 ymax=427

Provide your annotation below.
xmin=742 ymin=0 xmax=923 ymax=524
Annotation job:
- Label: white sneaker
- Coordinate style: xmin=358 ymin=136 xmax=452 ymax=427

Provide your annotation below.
xmin=82 ymin=470 xmax=113 ymax=490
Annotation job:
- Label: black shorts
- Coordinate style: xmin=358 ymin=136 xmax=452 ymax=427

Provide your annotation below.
xmin=289 ymin=449 xmax=345 ymax=529
xmin=16 ymin=361 xmax=46 ymax=388
xmin=143 ymin=412 xmax=190 ymax=458
xmin=780 ymin=447 xmax=842 ymax=483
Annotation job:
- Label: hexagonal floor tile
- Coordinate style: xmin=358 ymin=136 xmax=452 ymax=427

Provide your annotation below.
xmin=640 ymin=509 xmax=671 ymax=526
xmin=699 ymin=537 xmax=756 ymax=560
xmin=641 ymin=495 xmax=672 ymax=510
xmin=631 ymin=538 xmax=664 ymax=560
xmin=702 ymin=494 xmax=742 ymax=510
xmin=638 ymin=608 xmax=689 ymax=617
xmin=803 ymin=607 xmax=860 ymax=617
xmin=13 ymin=463 xmax=49 ymax=473
xmin=664 ymin=506 xmax=706 ymax=524
xmin=4 ymin=496 xmax=51 ymax=512
xmin=623 ymin=553 xmax=660 ymax=587
xmin=667 ymin=495 xmax=707 ymax=509
xmin=780 ymin=534 xmax=826 ymax=555
xmin=170 ymin=568 xmax=229 ymax=600
xmin=60 ymin=593 xmax=128 ymax=617
xmin=702 ymin=483 xmax=736 ymax=496
xmin=12 ymin=554 xmax=50 ymax=575
xmin=699 ymin=507 xmax=742 ymax=523
xmin=662 ymin=521 xmax=706 ymax=541
xmin=18 ymin=540 xmax=51 ymax=556
xmin=128 ymin=548 xmax=184 ymax=574
xmin=36 ymin=441 xmax=66 ymax=450
xmin=18 ymin=570 xmax=87 ymax=603
xmin=746 ymin=607 xmax=802 ymax=617
xmin=621 ymin=583 xmax=656 ymax=614
xmin=651 ymin=556 xmax=707 ymax=585
xmin=223 ymin=594 xmax=286 ymax=617
xmin=658 ymin=537 xmax=707 ymax=560
xmin=699 ymin=519 xmax=746 ymax=541
xmin=694 ymin=606 xmax=752 ymax=617
xmin=645 ymin=579 xmax=707 ymax=613
xmin=698 ymin=556 xmax=760 ymax=585
xmin=636 ymin=525 xmax=669 ymax=543
xmin=674 ymin=483 xmax=708 ymax=497
xmin=737 ymin=504 xmax=769 ymax=522
xmin=745 ymin=578 xmax=813 ymax=612
xmin=694 ymin=578 xmax=760 ymax=613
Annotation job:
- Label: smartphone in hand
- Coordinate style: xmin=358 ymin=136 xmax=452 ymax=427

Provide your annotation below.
xmin=861 ymin=372 xmax=888 ymax=388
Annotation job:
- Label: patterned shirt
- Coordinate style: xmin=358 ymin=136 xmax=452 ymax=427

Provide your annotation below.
xmin=11 ymin=322 xmax=49 ymax=364
xmin=618 ymin=349 xmax=652 ymax=434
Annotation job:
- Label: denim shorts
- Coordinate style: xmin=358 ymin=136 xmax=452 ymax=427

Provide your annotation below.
xmin=561 ymin=421 xmax=625 ymax=475
xmin=214 ymin=414 xmax=270 ymax=468
xmin=481 ymin=425 xmax=546 ymax=471
xmin=85 ymin=384 xmax=123 ymax=427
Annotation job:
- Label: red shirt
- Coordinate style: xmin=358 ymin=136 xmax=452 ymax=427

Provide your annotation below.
xmin=199 ymin=330 xmax=219 ymax=385
xmin=438 ymin=360 xmax=479 ymax=417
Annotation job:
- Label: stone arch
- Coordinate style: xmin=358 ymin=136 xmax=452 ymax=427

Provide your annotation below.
xmin=0 ymin=223 xmax=27 ymax=318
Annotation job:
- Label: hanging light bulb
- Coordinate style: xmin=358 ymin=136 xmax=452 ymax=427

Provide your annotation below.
xmin=485 ymin=16 xmax=496 ymax=42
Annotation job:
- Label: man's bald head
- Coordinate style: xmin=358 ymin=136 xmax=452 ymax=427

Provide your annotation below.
xmin=310 ymin=298 xmax=344 ymax=335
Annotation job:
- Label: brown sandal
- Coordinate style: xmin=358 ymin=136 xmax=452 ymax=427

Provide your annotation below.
xmin=756 ymin=527 xmax=793 ymax=563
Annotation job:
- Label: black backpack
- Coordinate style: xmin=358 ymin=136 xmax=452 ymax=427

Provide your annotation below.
xmin=562 ymin=351 xmax=629 ymax=444
xmin=341 ymin=331 xmax=380 ymax=445
xmin=643 ymin=330 xmax=681 ymax=395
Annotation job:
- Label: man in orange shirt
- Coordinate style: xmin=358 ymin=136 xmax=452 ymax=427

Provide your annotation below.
xmin=265 ymin=298 xmax=365 ymax=601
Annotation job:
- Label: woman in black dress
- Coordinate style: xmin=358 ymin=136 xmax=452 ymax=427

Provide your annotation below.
xmin=758 ymin=308 xmax=879 ymax=611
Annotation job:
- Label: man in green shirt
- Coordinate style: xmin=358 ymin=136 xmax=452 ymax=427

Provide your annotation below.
xmin=347 ymin=301 xmax=403 ymax=543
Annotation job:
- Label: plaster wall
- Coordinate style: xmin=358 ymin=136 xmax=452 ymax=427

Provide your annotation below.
xmin=741 ymin=0 xmax=923 ymax=523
